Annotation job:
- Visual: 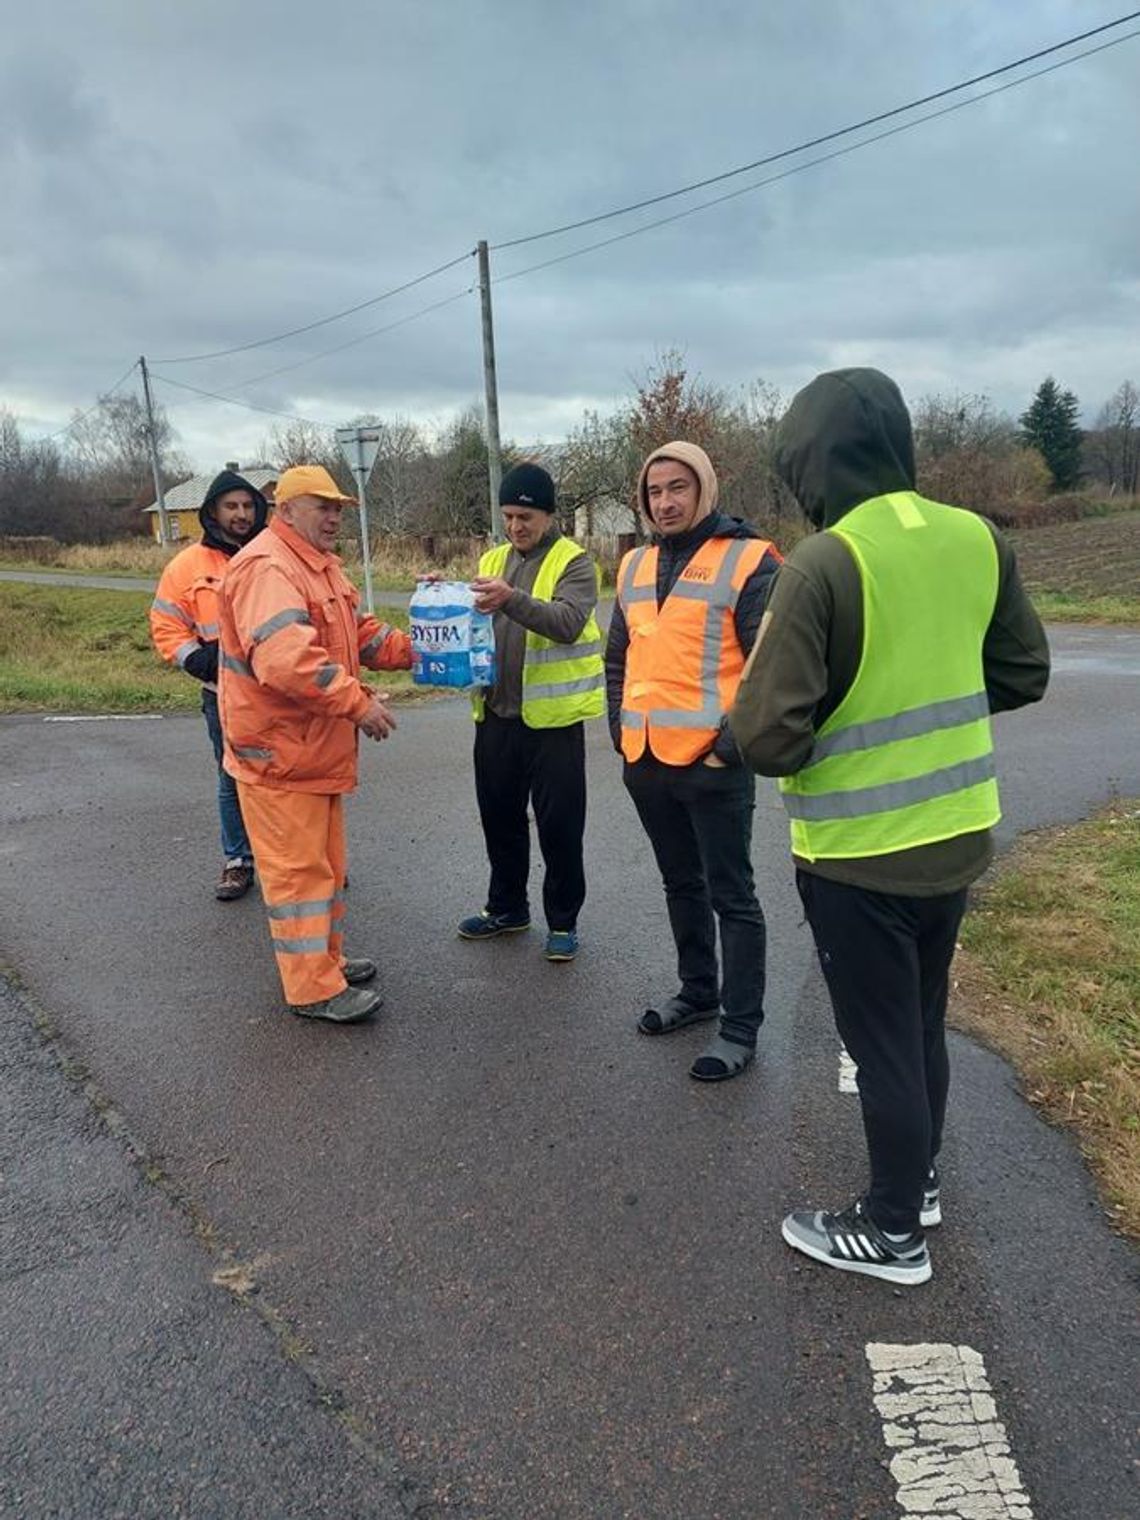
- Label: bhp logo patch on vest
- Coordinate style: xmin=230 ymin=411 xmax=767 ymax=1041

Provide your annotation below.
xmin=682 ymin=565 xmax=714 ymax=582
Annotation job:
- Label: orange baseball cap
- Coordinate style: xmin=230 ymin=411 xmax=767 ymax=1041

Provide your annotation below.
xmin=274 ymin=465 xmax=357 ymax=507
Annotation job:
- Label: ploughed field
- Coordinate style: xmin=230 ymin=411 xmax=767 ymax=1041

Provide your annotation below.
xmin=1008 ymin=509 xmax=1140 ymax=598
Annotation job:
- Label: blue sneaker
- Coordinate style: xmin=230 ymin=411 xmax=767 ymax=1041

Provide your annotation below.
xmin=544 ymin=929 xmax=579 ymax=962
xmin=457 ymin=908 xmax=531 ymax=940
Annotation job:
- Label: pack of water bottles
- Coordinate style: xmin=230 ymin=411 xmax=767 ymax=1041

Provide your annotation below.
xmin=409 ymin=579 xmax=495 ymax=689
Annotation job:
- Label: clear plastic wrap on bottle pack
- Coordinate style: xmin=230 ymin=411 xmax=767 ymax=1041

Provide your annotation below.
xmin=409 ymin=579 xmax=496 ymax=689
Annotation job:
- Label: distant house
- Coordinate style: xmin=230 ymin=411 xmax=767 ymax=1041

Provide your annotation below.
xmin=142 ymin=463 xmax=277 ymax=544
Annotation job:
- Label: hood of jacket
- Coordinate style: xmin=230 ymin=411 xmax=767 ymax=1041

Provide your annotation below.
xmin=774 ymin=368 xmax=916 ymax=528
xmin=637 ymin=440 xmax=718 ymax=525
xmin=199 ymin=469 xmax=270 ymax=556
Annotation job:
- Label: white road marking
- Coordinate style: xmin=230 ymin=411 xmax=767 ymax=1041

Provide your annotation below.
xmin=865 ymin=1343 xmax=1035 ymax=1519
xmin=839 ymin=1043 xmax=859 ymax=1092
xmin=42 ymin=714 xmax=163 ymax=723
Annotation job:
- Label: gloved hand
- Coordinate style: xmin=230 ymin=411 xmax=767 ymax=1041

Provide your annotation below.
xmin=183 ymin=640 xmax=219 ymax=684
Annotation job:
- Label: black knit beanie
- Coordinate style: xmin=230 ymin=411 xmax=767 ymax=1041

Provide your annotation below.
xmin=499 ymin=462 xmax=555 ymax=511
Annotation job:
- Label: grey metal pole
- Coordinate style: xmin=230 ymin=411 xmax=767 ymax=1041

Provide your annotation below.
xmin=477 ymin=240 xmax=503 ymax=543
xmin=352 ymin=438 xmax=376 ymax=617
xmin=139 ymin=356 xmax=172 ymax=547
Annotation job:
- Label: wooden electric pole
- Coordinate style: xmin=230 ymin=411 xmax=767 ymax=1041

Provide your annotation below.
xmin=477 ymin=241 xmax=503 ymax=543
xmin=139 ymin=356 xmax=172 ymax=546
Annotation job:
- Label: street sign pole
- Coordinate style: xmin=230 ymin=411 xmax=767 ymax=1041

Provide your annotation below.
xmin=335 ymin=426 xmax=383 ymax=616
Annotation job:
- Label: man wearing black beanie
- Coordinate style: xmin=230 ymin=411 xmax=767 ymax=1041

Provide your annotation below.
xmin=459 ymin=462 xmax=604 ymax=961
xmin=149 ymin=468 xmax=269 ymax=899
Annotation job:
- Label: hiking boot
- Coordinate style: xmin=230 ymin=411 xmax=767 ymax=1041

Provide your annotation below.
xmin=781 ymin=1197 xmax=931 ymax=1286
xmin=544 ymin=929 xmax=579 ymax=962
xmin=457 ymin=908 xmax=531 ymax=940
xmin=343 ymin=957 xmax=377 ymax=985
xmin=920 ymin=1166 xmax=941 ymax=1229
xmin=289 ymin=986 xmax=383 ymax=1024
xmin=215 ymin=863 xmax=254 ymax=901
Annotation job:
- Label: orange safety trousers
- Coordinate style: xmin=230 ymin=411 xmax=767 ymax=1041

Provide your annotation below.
xmin=237 ymin=782 xmax=349 ymax=1006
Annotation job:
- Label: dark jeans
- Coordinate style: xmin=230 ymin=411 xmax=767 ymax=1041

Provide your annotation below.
xmin=796 ymin=870 xmax=968 ymax=1235
xmin=624 ymin=754 xmax=766 ymax=1046
xmin=473 ymin=712 xmax=587 ymax=932
xmin=202 ymin=688 xmax=252 ymax=866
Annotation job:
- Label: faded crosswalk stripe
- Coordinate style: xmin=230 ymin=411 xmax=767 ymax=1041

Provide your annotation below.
xmin=865 ymin=1343 xmax=1034 ymax=1518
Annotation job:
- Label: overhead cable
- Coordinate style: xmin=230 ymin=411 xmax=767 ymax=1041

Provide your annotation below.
xmin=491 ymin=10 xmax=1140 ymax=251
xmin=222 ymin=285 xmax=476 ymax=392
xmin=151 ymin=373 xmax=335 ymax=429
xmin=494 ymin=27 xmax=1140 ymax=287
xmin=151 ymin=248 xmax=476 ymax=366
xmin=41 ymin=360 xmax=141 ymax=441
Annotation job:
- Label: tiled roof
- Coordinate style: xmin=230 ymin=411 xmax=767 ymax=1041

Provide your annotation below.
xmin=142 ymin=468 xmax=278 ymax=514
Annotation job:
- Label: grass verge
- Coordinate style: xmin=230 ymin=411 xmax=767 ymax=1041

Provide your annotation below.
xmin=1029 ymin=592 xmax=1140 ymax=625
xmin=954 ymin=801 xmax=1140 ymax=1239
xmin=0 ymin=583 xmax=422 ymax=714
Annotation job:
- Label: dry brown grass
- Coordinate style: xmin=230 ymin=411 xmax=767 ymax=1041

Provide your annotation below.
xmin=954 ymin=801 xmax=1140 ymax=1238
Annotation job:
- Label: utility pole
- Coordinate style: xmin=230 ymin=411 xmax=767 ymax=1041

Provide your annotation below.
xmin=476 ymin=240 xmax=503 ymax=543
xmin=139 ymin=356 xmax=172 ymax=547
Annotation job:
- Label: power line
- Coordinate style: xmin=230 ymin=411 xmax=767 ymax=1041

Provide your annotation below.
xmin=151 ymin=248 xmax=476 ymax=366
xmin=221 ymin=285 xmax=476 ymax=392
xmin=491 ymin=10 xmax=1140 ymax=252
xmin=40 ymin=360 xmax=141 ymax=441
xmin=151 ymin=373 xmax=335 ymax=429
xmin=494 ymin=27 xmax=1140 ymax=288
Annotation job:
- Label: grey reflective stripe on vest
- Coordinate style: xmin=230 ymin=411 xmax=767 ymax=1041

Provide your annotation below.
xmin=270 ymin=935 xmax=329 ymax=955
xmin=359 ymin=624 xmax=392 ymax=659
xmin=267 ymin=896 xmax=335 ymax=920
xmin=232 ymin=744 xmax=273 ymax=761
xmin=781 ymin=753 xmax=998 ymax=821
xmin=196 ymin=621 xmax=220 ymax=638
xmin=804 ymin=691 xmax=991 ymax=768
xmin=174 ymin=639 xmax=200 ymax=667
xmin=221 ymin=651 xmax=254 ymax=678
xmin=315 ymin=663 xmax=340 ymax=689
xmin=618 ymin=547 xmax=654 ymax=609
xmin=524 ymin=638 xmax=603 ymax=666
xmin=638 ymin=540 xmax=752 ymax=728
xmin=526 ymin=672 xmax=605 ymax=700
xmin=252 ymin=607 xmax=310 ymax=644
xmin=152 ymin=597 xmax=193 ymax=625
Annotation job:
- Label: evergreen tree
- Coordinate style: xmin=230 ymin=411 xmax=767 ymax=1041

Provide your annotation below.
xmin=1019 ymin=377 xmax=1083 ymax=490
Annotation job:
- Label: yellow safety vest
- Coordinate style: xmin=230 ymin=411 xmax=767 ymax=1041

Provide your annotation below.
xmin=779 ymin=491 xmax=1001 ymax=860
xmin=471 ymin=537 xmax=605 ymax=728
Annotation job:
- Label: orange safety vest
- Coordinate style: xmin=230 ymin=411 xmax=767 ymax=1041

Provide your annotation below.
xmin=618 ymin=535 xmax=777 ymax=766
xmin=149 ymin=542 xmax=231 ymax=682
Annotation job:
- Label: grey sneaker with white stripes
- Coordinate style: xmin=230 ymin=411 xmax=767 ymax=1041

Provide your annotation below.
xmin=920 ymin=1166 xmax=941 ymax=1229
xmin=781 ymin=1197 xmax=931 ymax=1285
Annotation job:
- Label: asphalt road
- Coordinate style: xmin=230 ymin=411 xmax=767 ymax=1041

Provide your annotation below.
xmin=1 ymin=624 xmax=1138 ymax=1518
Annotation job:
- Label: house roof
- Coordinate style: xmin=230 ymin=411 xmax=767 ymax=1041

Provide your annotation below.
xmin=142 ymin=468 xmax=278 ymax=514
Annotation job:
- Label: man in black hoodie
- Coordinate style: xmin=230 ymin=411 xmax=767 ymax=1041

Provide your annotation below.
xmin=149 ymin=469 xmax=270 ymax=900
xmin=731 ymin=368 xmax=1049 ymax=1285
xmin=606 ymin=440 xmax=782 ymax=1081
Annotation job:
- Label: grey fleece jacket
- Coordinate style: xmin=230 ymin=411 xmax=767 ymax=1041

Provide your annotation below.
xmin=486 ymin=527 xmax=599 ymax=719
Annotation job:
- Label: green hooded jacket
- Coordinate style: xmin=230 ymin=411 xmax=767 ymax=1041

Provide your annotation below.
xmin=730 ymin=368 xmax=1050 ymax=895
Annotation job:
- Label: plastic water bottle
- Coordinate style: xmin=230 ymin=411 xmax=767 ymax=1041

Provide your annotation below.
xmin=409 ymin=579 xmax=496 ymax=689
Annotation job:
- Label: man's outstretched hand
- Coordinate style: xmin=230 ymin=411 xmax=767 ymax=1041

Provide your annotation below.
xmin=358 ymin=695 xmax=398 ymax=740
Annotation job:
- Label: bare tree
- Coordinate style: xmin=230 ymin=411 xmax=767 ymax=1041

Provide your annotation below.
xmin=1087 ymin=381 xmax=1138 ymax=497
xmin=261 ymin=418 xmax=337 ymax=470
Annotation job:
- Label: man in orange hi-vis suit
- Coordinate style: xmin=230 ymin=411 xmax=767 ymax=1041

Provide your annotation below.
xmin=218 ymin=465 xmax=412 ymax=1024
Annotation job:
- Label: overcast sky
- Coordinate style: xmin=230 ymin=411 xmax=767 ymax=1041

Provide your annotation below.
xmin=3 ymin=1 xmax=1139 ymax=470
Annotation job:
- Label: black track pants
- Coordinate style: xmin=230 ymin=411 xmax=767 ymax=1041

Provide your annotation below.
xmin=473 ymin=711 xmax=587 ymax=932
xmin=796 ymin=870 xmax=968 ymax=1235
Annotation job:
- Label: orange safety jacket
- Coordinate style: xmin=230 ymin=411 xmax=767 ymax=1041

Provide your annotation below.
xmin=149 ymin=542 xmax=230 ymax=685
xmin=218 ymin=518 xmax=411 ymax=793
xmin=618 ymin=535 xmax=778 ymax=766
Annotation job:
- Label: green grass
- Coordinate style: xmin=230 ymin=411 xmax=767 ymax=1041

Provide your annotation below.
xmin=956 ymin=802 xmax=1140 ymax=1237
xmin=0 ymin=583 xmax=418 ymax=714
xmin=1030 ymin=591 xmax=1140 ymax=625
